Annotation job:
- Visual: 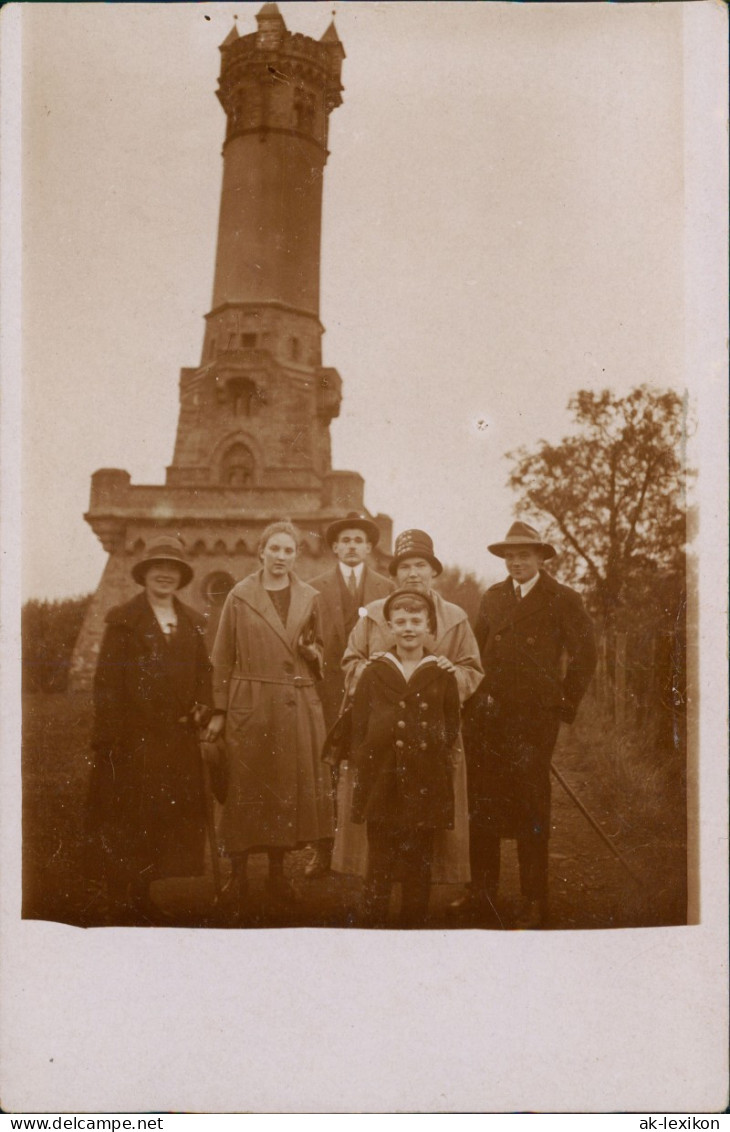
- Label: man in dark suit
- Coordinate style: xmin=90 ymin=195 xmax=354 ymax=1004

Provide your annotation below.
xmin=311 ymin=512 xmax=393 ymax=731
xmin=460 ymin=521 xmax=597 ymax=929
xmin=305 ymin=512 xmax=392 ymax=876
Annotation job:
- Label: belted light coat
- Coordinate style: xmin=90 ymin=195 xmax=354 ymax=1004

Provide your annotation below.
xmin=211 ymin=571 xmax=335 ymax=854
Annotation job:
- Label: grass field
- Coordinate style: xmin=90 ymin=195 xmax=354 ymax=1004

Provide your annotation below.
xmin=22 ymin=690 xmax=688 ymax=931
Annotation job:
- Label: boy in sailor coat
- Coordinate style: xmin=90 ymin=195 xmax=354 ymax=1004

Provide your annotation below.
xmin=461 ymin=521 xmax=597 ymax=928
xmin=350 ymin=588 xmax=461 ymax=927
xmin=333 ymin=529 xmax=483 ymax=887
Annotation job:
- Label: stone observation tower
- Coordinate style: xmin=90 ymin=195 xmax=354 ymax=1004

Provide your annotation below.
xmin=70 ymin=3 xmax=391 ymax=689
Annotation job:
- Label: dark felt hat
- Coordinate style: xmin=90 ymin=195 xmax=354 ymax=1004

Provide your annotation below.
xmin=325 ymin=510 xmax=381 ymax=548
xmin=383 ymin=586 xmax=437 ymax=632
xmin=131 ymin=535 xmax=193 ymax=588
xmin=388 ymin=529 xmax=443 ymax=577
xmin=487 ymin=520 xmax=556 ymax=560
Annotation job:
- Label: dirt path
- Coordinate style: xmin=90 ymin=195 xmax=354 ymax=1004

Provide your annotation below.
xmin=22 ymin=694 xmax=687 ymax=931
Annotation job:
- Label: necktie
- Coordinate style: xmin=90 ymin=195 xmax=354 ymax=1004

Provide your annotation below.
xmin=348 ymin=570 xmax=358 ymax=598
xmin=515 ymin=585 xmax=522 ymax=601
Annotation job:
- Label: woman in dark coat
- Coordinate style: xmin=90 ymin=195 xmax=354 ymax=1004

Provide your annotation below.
xmin=85 ymin=535 xmax=212 ymax=922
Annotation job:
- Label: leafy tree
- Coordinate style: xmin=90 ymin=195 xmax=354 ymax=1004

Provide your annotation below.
xmin=507 ymin=386 xmax=689 ymax=625
xmin=22 ymin=595 xmax=91 ymax=693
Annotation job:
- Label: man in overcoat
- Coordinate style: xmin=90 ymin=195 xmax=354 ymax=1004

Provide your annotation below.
xmin=461 ymin=521 xmax=597 ymax=929
xmin=334 ymin=529 xmax=483 ymax=889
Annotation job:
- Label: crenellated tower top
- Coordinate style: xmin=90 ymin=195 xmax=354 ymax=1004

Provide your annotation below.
xmin=215 ymin=5 xmax=345 ymax=164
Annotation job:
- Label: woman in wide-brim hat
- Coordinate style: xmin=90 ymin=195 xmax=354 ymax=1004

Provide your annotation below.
xmin=85 ymin=534 xmax=212 ymax=924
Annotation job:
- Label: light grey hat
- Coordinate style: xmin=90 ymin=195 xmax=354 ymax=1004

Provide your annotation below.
xmin=488 ymin=521 xmax=556 ymax=560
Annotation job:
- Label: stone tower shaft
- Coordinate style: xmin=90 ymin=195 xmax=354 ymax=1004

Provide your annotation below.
xmin=168 ymin=3 xmax=347 ymax=497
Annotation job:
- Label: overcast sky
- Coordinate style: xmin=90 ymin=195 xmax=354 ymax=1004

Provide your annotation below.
xmin=21 ymin=1 xmax=686 ymax=600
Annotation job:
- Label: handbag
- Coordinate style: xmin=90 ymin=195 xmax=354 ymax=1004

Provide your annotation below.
xmin=321 ymin=703 xmax=353 ymax=767
xmin=201 ymin=738 xmax=229 ymax=804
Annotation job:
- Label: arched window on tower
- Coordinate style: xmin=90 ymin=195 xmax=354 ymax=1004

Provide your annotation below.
xmin=221 ymin=443 xmax=255 ymax=487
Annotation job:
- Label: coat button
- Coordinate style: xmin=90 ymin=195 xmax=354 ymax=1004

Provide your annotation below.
xmin=420 ymin=721 xmax=428 ymax=730
xmin=495 ymin=634 xmax=502 ymax=642
xmin=395 ymin=739 xmax=405 ymax=749
xmin=419 ymin=702 xmax=428 ymax=711
xmin=419 ymin=741 xmax=427 ymax=751
xmin=397 ymin=720 xmax=406 ymax=729
xmin=399 ymin=701 xmax=406 ymax=709
xmin=527 ymin=637 xmax=535 ymax=645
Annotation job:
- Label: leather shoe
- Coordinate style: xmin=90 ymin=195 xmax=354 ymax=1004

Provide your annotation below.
xmin=448 ymin=890 xmax=504 ymax=928
xmin=303 ymin=843 xmax=331 ymax=879
xmin=513 ymin=898 xmax=547 ymax=930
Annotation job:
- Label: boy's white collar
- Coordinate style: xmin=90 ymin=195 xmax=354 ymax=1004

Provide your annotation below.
xmin=383 ymin=652 xmax=437 ymax=680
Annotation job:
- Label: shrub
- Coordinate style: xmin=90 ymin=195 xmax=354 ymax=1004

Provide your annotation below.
xmin=22 ymin=595 xmax=92 ymax=693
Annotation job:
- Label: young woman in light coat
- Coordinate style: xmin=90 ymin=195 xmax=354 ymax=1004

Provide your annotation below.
xmin=203 ymin=521 xmax=334 ymax=913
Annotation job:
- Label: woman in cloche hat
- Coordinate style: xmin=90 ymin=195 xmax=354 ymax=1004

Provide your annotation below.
xmin=85 ymin=534 xmax=213 ymax=924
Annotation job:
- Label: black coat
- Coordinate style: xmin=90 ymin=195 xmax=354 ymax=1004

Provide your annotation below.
xmin=86 ymin=592 xmax=212 ymax=880
xmin=350 ymin=656 xmax=461 ymax=830
xmin=463 ymin=571 xmax=597 ymax=837
xmin=309 ymin=565 xmax=392 ymax=728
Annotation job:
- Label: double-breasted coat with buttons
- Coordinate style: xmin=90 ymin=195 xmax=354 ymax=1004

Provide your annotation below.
xmin=462 ymin=570 xmax=597 ymax=838
xmin=350 ymin=656 xmax=461 ymax=830
xmin=309 ymin=564 xmax=392 ymax=729
xmin=211 ymin=571 xmax=335 ymax=854
xmin=85 ymin=592 xmax=212 ymax=881
xmin=332 ymin=590 xmax=484 ymax=883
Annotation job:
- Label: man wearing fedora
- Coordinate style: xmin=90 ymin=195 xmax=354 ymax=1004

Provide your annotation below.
xmin=305 ymin=513 xmax=392 ymax=876
xmin=311 ymin=512 xmax=392 ymax=732
xmin=460 ymin=521 xmax=597 ymax=929
xmin=333 ymin=529 xmax=483 ymax=899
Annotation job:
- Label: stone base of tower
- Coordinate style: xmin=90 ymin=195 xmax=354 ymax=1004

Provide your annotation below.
xmin=69 ymin=475 xmax=392 ymax=692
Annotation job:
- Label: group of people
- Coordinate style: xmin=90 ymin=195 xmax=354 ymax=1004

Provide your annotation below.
xmin=85 ymin=512 xmax=597 ymax=929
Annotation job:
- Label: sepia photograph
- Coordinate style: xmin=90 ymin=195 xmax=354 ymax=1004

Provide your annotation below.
xmin=19 ymin=0 xmax=693 ymax=934
xmin=3 ymin=0 xmax=727 ymax=1114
